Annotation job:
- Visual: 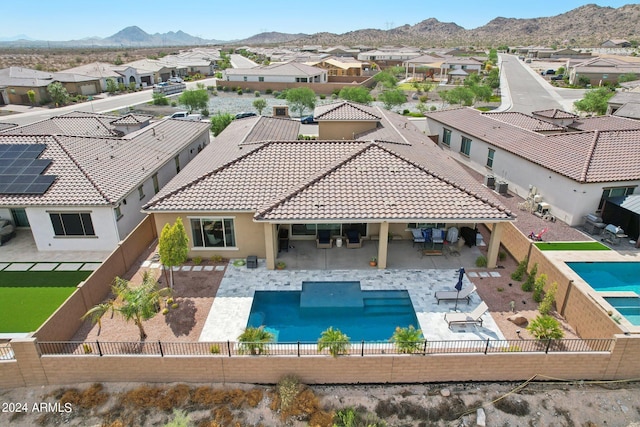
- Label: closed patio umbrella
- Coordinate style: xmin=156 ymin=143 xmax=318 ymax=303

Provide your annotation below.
xmin=454 ymin=267 xmax=465 ymax=311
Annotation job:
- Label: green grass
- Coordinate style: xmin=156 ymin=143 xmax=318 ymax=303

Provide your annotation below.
xmin=0 ymin=270 xmax=91 ymax=332
xmin=534 ymin=241 xmax=610 ymax=251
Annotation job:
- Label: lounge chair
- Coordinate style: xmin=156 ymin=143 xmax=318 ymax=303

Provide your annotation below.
xmin=431 ymin=228 xmax=444 ymax=247
xmin=435 ymin=284 xmax=477 ymax=305
xmin=411 ymin=229 xmax=425 ymax=247
xmin=444 ymin=301 xmax=488 ymax=329
xmin=316 ymin=229 xmax=333 ymax=248
xmin=345 ymin=230 xmax=363 ymax=248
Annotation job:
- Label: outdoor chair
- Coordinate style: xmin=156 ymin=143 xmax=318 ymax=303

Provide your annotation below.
xmin=411 ymin=228 xmax=426 ymax=247
xmin=431 ymin=228 xmax=445 ymax=247
xmin=444 ymin=301 xmax=488 ymax=329
xmin=316 ymin=229 xmax=333 ymax=249
xmin=435 ymin=284 xmax=477 ymax=304
xmin=345 ymin=230 xmax=363 ymax=248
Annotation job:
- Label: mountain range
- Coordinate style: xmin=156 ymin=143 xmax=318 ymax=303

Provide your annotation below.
xmin=2 ymin=4 xmax=639 ymax=48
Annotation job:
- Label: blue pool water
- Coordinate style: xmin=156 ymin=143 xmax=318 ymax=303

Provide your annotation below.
xmin=567 ymin=262 xmax=640 ymax=325
xmin=246 ymin=282 xmax=420 ymax=342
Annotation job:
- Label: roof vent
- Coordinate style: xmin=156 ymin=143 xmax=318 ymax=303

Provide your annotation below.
xmin=313 ymin=200 xmax=325 ymax=208
xmin=357 ymin=166 xmax=369 ymax=173
xmin=384 ymin=198 xmax=397 ymax=207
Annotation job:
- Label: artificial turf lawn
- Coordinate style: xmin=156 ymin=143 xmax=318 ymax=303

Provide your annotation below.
xmin=0 ymin=270 xmax=91 ymax=332
xmin=534 ymin=241 xmax=610 ymax=251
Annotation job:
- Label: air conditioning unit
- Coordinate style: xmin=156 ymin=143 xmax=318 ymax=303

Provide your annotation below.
xmin=484 ymin=175 xmax=496 ymax=189
xmin=496 ymin=181 xmax=509 ymax=194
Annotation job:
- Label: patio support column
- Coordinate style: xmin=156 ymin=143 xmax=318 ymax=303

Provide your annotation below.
xmin=264 ymin=223 xmax=276 ymax=270
xmin=378 ymin=221 xmax=389 ymax=269
xmin=486 ymin=222 xmax=504 ymax=269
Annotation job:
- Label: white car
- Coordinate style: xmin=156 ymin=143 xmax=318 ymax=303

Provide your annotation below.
xmin=168 ymin=77 xmax=183 ymax=83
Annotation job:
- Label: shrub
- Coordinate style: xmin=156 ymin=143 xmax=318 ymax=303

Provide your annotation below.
xmin=223 ymin=86 xmax=229 ymax=92
xmin=265 ymin=88 xmax=273 ymax=94
xmin=390 ymin=325 xmax=423 ymax=354
xmin=538 ymin=281 xmax=557 ymax=315
xmin=254 ymin=90 xmax=261 ymax=97
xmin=216 ymin=85 xmax=223 ymax=91
xmin=170 ymin=101 xmax=177 ymax=107
xmin=272 ymin=91 xmax=280 ymax=98
xmin=332 ymin=88 xmax=341 ymax=96
xmin=527 ymin=314 xmax=563 ymax=339
xmin=430 ymin=105 xmax=437 ymax=111
xmin=475 ymin=255 xmax=487 ymax=267
xmin=236 ymin=89 xmax=243 ymax=95
xmin=318 ymin=327 xmax=350 ymax=357
xmin=511 ymin=258 xmax=528 ymax=281
xmin=319 ymin=94 xmax=326 ymax=99
xmin=192 ymin=256 xmax=202 ymax=265
xmin=419 ymin=95 xmax=429 ymax=103
xmin=201 ymin=108 xmax=209 ymax=117
xmin=402 ymin=109 xmax=410 ymax=115
xmin=532 ymin=272 xmax=546 ymax=302
xmin=521 ymin=262 xmax=538 ymax=291
xmin=498 ymin=251 xmax=507 ymax=261
xmin=152 ymin=92 xmax=169 ymax=106
xmin=209 ymin=344 xmax=220 ymax=354
xmin=211 ymin=254 xmax=223 ymax=262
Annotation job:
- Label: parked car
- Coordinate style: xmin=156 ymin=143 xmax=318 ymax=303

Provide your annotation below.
xmin=551 ymin=74 xmax=565 ymax=81
xmin=169 ymin=111 xmax=189 ymax=119
xmin=154 ymin=82 xmax=168 ymax=88
xmin=541 ymin=69 xmax=556 ymax=76
xmin=168 ymin=76 xmax=183 ymax=83
xmin=300 ymin=115 xmax=317 ymax=124
xmin=235 ymin=112 xmax=257 ymax=120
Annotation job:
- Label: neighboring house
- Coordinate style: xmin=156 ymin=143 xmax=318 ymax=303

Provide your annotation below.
xmin=144 ymin=103 xmax=514 ymax=270
xmin=0 ymin=67 xmax=100 ymax=105
xmin=357 ymin=49 xmax=422 ymax=68
xmin=425 ymin=107 xmax=640 ymax=235
xmin=0 ymin=113 xmax=210 ymax=252
xmin=318 ymin=46 xmax=360 ymax=58
xmin=568 ymin=57 xmax=640 ymax=86
xmin=536 ymin=48 xmax=592 ymax=60
xmin=602 ymin=39 xmax=632 ymax=48
xmin=403 ymin=54 xmax=446 ymax=80
xmin=619 ymin=79 xmax=640 ymax=92
xmin=305 ymin=56 xmax=370 ymax=77
xmin=441 ymin=57 xmax=483 ymax=75
xmin=123 ymin=59 xmax=177 ymax=86
xmin=63 ymin=62 xmax=139 ymax=91
xmin=223 ymin=62 xmax=327 ymax=83
xmin=607 ymin=91 xmax=640 ymax=119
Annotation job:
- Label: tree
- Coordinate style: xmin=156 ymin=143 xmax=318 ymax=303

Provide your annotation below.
xmin=286 ymin=87 xmax=316 ymax=117
xmin=485 ymin=68 xmax=500 ymax=90
xmin=318 ymin=327 xmax=350 ymax=357
xmin=26 ymin=90 xmax=36 ymax=106
xmin=338 ymin=86 xmax=373 ymax=105
xmin=378 ymin=89 xmax=406 ymax=110
xmin=252 ymin=98 xmax=267 ymax=115
xmin=114 ymin=55 xmax=123 ymax=66
xmin=158 ymin=217 xmax=189 ymax=290
xmin=210 ymin=112 xmax=234 ymax=136
xmin=390 ymin=325 xmax=423 ymax=354
xmin=47 ymin=81 xmax=69 ymax=107
xmin=178 ymin=88 xmax=209 ymax=113
xmin=574 ymin=87 xmax=614 ymax=115
xmin=440 ymin=86 xmax=474 ymax=106
xmin=82 ymin=271 xmax=172 ymax=340
xmin=373 ymin=70 xmax=398 ymax=89
xmin=238 ymin=326 xmax=274 ymax=355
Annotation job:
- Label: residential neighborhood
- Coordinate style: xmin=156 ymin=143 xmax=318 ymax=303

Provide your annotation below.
xmin=1 ymin=2 xmax=640 ymax=426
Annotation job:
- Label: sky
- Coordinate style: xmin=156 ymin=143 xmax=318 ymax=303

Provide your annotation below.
xmin=1 ymin=0 xmax=633 ymax=42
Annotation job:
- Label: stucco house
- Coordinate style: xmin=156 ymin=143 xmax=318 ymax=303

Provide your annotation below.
xmin=305 ymin=56 xmax=369 ymax=77
xmin=607 ymin=91 xmax=640 ymax=120
xmin=63 ymin=62 xmax=140 ymax=91
xmin=425 ymin=107 xmax=640 ymax=236
xmin=123 ymin=59 xmax=177 ymax=86
xmin=568 ymin=57 xmax=640 ymax=86
xmin=143 ymin=103 xmax=514 ymax=270
xmin=222 ymin=62 xmax=327 ymax=84
xmin=0 ymin=113 xmax=210 ymax=252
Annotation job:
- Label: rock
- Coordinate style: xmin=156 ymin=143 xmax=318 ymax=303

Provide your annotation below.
xmin=507 ymin=314 xmax=528 ymax=326
xmin=477 ymin=408 xmax=486 ymax=426
xmin=440 ymin=388 xmax=451 ymax=397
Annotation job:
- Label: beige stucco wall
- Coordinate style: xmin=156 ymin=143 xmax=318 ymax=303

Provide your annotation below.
xmin=318 ymin=121 xmax=377 ymax=140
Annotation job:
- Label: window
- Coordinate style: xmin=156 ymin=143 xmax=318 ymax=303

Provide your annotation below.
xmin=138 ymin=185 xmax=145 ymax=200
xmin=295 ymin=77 xmax=308 ymax=83
xmin=174 ymin=155 xmax=180 ymax=173
xmin=408 ymin=222 xmax=445 ymax=229
xmin=598 ymin=186 xmax=635 ymax=211
xmin=460 ymin=137 xmax=472 ymax=156
xmin=190 ymin=218 xmax=236 ymax=248
xmin=290 ymin=223 xmax=367 ymax=237
xmin=243 ymin=76 xmax=247 ymax=81
xmin=50 ymin=212 xmax=95 ymax=237
xmin=114 ymin=205 xmax=123 ymax=220
xmin=258 ymin=77 xmax=264 ymax=82
xmin=152 ymin=174 xmax=159 ymax=194
xmin=486 ymin=148 xmax=495 ymax=168
xmin=442 ymin=128 xmax=452 ymax=146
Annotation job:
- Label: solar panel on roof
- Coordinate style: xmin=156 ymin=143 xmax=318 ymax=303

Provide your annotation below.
xmin=0 ymin=143 xmax=56 ymax=195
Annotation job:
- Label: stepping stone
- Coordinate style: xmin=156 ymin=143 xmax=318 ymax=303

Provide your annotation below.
xmin=150 ymin=263 xmax=161 ymax=269
xmin=489 ymin=272 xmax=501 ymax=277
xmin=55 ymin=263 xmax=83 ymax=271
xmin=478 ymin=272 xmax=490 ymax=278
xmin=215 ymin=266 xmax=225 ymax=271
xmin=0 ymin=263 xmax=9 ymax=271
xmin=203 ymin=266 xmax=214 ymax=271
xmin=181 ymin=266 xmax=191 ymax=271
xmin=5 ymin=263 xmax=34 ymax=271
xmin=80 ymin=263 xmax=101 ymax=271
xmin=172 ymin=266 xmax=181 ymax=271
xmin=192 ymin=266 xmax=203 ymax=271
xmin=30 ymin=263 xmax=59 ymax=271
xmin=466 ymin=271 xmax=479 ymax=277
xmin=141 ymin=260 xmax=151 ymax=267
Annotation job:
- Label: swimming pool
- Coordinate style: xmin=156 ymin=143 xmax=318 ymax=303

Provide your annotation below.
xmin=566 ymin=262 xmax=640 ymax=325
xmin=246 ymin=281 xmax=420 ymax=342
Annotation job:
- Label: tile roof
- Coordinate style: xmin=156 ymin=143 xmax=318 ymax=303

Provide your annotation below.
xmin=0 ymin=123 xmax=18 ymax=131
xmin=568 ymin=115 xmax=640 ymax=131
xmin=426 ymin=107 xmax=640 ymax=183
xmin=224 ymin=62 xmax=324 ymax=77
xmin=612 ymin=102 xmax=640 ymax=119
xmin=146 ymin=105 xmax=512 ymax=223
xmin=531 ymin=109 xmax=578 ymax=119
xmin=483 ymin=112 xmax=564 ymax=132
xmin=314 ymin=101 xmax=381 ymax=121
xmin=2 ymin=112 xmax=121 ymax=137
xmin=0 ymin=119 xmax=210 ymax=206
xmin=111 ymin=114 xmax=152 ymax=125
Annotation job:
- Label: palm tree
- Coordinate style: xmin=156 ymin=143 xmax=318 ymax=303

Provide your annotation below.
xmin=82 ymin=271 xmax=172 ymax=341
xmin=318 ymin=327 xmax=351 ymax=357
xmin=80 ymin=302 xmax=114 ymax=335
xmin=237 ymin=326 xmax=274 ymax=355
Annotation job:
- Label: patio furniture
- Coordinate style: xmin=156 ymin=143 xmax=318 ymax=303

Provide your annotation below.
xmin=444 ymin=301 xmax=488 ymax=329
xmin=316 ymin=230 xmax=333 ymax=248
xmin=411 ymin=228 xmax=426 ymax=247
xmin=0 ymin=219 xmax=16 ymax=245
xmin=435 ymin=284 xmax=477 ymax=304
xmin=345 ymin=230 xmax=363 ymax=248
xmin=246 ymin=255 xmax=258 ymax=269
xmin=278 ymin=228 xmax=289 ymax=252
xmin=431 ymin=228 xmax=445 ymax=247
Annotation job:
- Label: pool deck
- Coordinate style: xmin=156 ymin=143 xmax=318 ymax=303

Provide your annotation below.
xmin=199 ymin=259 xmax=505 ymax=343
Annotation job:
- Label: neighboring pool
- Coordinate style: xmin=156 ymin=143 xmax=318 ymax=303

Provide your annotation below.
xmin=246 ymin=281 xmax=420 ymax=342
xmin=566 ymin=262 xmax=640 ymax=326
